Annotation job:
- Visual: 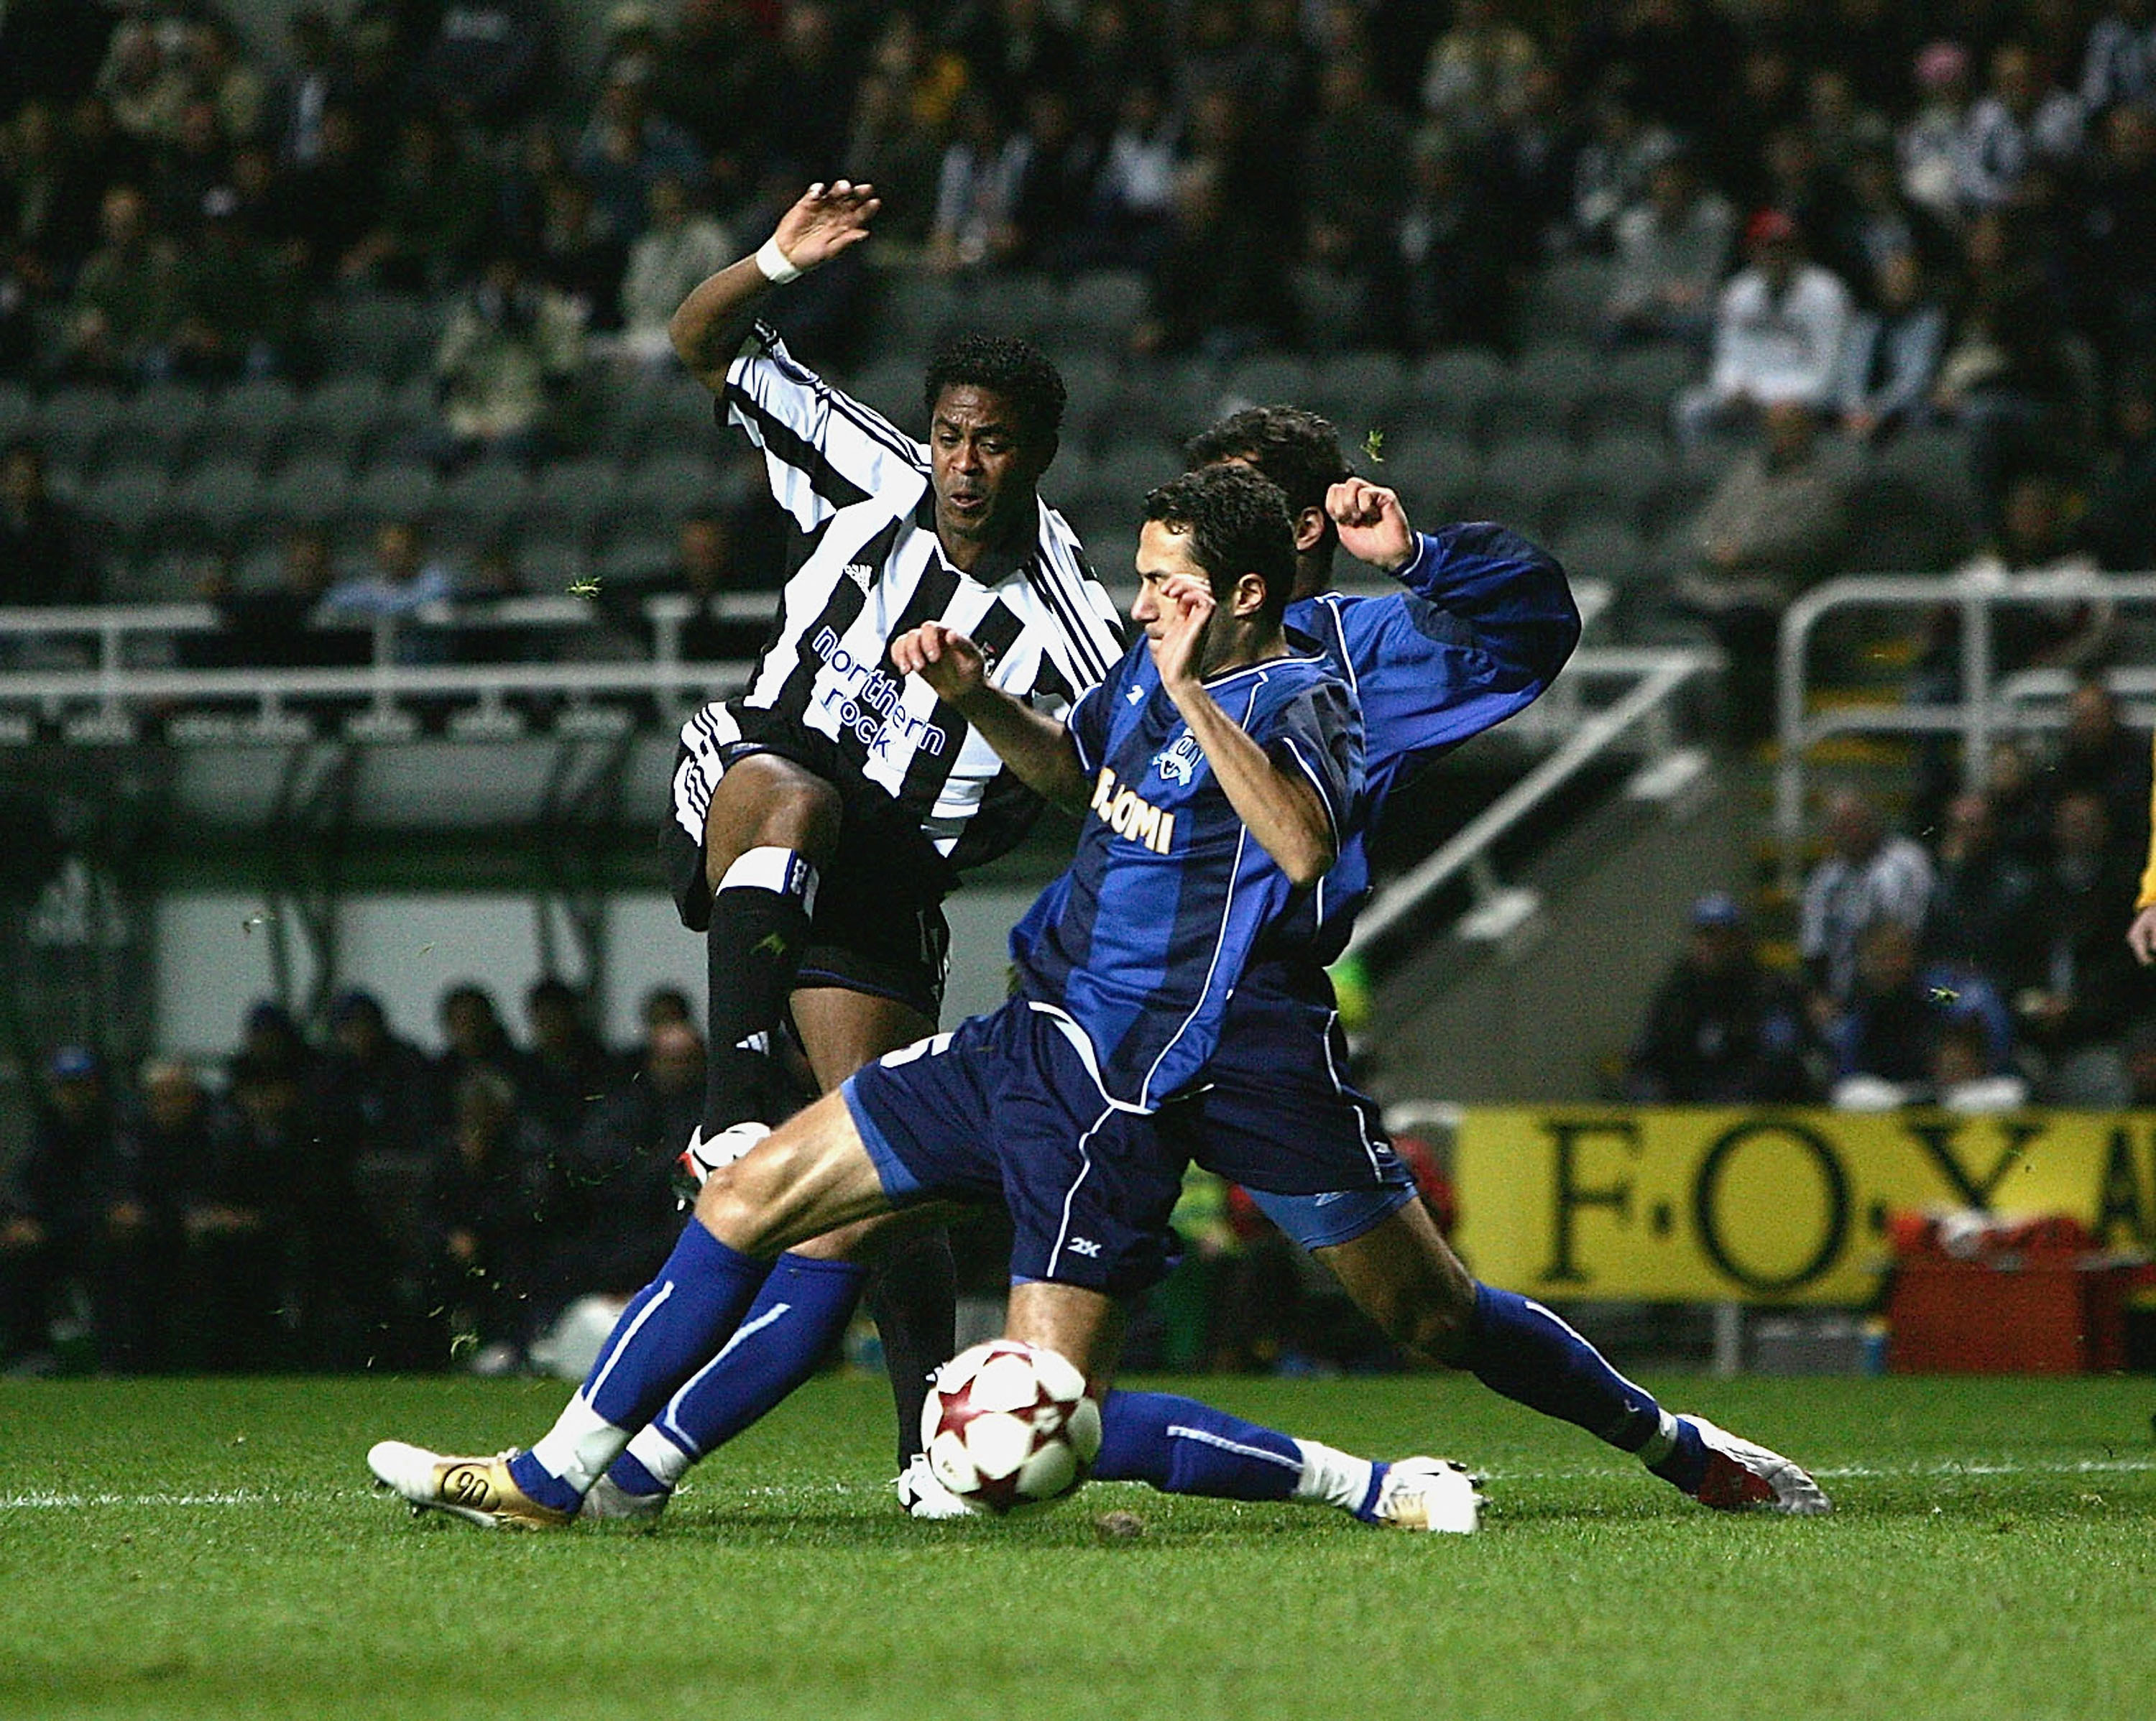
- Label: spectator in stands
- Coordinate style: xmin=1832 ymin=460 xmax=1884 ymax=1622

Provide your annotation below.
xmin=2048 ymin=676 xmax=2153 ymax=863
xmin=192 ymin=1048 xmax=315 ymax=1370
xmin=1 ymin=99 xmax=105 ymax=295
xmin=1899 ymin=40 xmax=1974 ymax=224
xmin=1133 ymin=152 xmax=1292 ymax=359
xmin=62 ymin=182 xmax=181 ymax=382
xmin=432 ymin=1065 xmax=558 ymax=1374
xmin=428 ymin=247 xmax=586 ymax=471
xmin=275 ymin=102 xmax=380 ymax=292
xmin=1829 ymin=141 xmax=1955 ymax=309
xmin=616 ymin=173 xmax=732 ymax=364
xmin=1800 ymin=787 xmax=1937 ymax=1017
xmin=1483 ymin=58 xmax=1583 ymax=263
xmin=572 ymin=69 xmax=705 ymax=247
xmin=1420 ymin=0 xmax=1542 ymax=143
xmin=1603 ymin=147 xmax=1735 ymax=351
xmin=1671 ymin=399 xmax=1855 ymax=735
xmin=96 ymin=17 xmax=191 ymax=151
xmin=837 ymin=68 xmax=945 ymax=254
xmin=2081 ymin=0 xmax=2156 ymax=117
xmin=270 ymin=7 xmax=349 ymax=167
xmin=2017 ymin=788 xmax=2150 ymax=1104
xmin=147 ymin=96 xmax=233 ymax=242
xmin=518 ymin=974 xmax=616 ymax=1153
xmin=1823 ymin=918 xmax=2017 ymax=1109
xmin=1677 ymin=208 xmax=1852 ymax=447
xmin=1915 ymin=470 xmax=2111 ymax=703
xmin=928 ymin=91 xmax=1023 ymax=274
xmin=415 ymin=0 xmax=555 ymax=139
xmin=2066 ymin=100 xmax=2156 ymax=372
xmin=193 ymin=524 xmax=372 ymax=673
xmin=1301 ymin=55 xmax=1414 ymax=275
xmin=2076 ymin=368 xmax=2156 ymax=571
xmin=310 ymin=987 xmax=444 ymax=1367
xmin=1831 ymin=249 xmax=1946 ymax=443
xmin=604 ymin=509 xmax=775 ymax=663
xmin=1085 ymin=80 xmax=1179 ymax=271
xmin=1924 ymin=789 xmax=2041 ymax=988
xmin=139 ymin=1056 xmax=282 ymax=1371
xmin=1570 ymin=71 xmax=1679 ymax=252
xmin=1004 ymin=86 xmax=1100 ymax=277
xmin=433 ymin=982 xmax=525 ymax=1108
xmin=0 ymin=1047 xmax=167 ymax=1373
xmin=1931 ymin=231 xmax=2088 ymax=537
xmin=1377 ymin=128 xmax=1514 ymax=356
xmin=170 ymin=186 xmax=303 ymax=381
xmin=1622 ymin=892 xmax=1816 ymax=1103
xmin=340 ymin=112 xmax=496 ymax=295
xmin=527 ymin=171 xmax=627 ymax=336
xmin=1 ymin=438 xmax=94 ymax=608
xmin=1956 ymin=40 xmax=2086 ymax=214
xmin=530 ymin=1018 xmax=704 ymax=1341
xmin=323 ymin=520 xmax=456 ymax=665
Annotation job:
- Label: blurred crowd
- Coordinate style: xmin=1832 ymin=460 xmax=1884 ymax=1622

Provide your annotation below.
xmin=1625 ymin=673 xmax=2156 ymax=1109
xmin=0 ymin=977 xmax=709 ymax=1375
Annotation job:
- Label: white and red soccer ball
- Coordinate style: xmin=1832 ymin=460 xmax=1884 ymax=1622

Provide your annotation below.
xmin=922 ymin=1339 xmax=1103 ymax=1514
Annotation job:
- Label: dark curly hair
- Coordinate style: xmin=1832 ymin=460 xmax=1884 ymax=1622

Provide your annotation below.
xmin=1141 ymin=464 xmax=1296 ymax=627
xmin=1184 ymin=406 xmax=1350 ymax=572
xmin=922 ymin=334 xmax=1067 ymax=446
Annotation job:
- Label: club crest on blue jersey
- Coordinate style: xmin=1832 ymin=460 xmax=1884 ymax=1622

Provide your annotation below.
xmin=1088 ymin=765 xmax=1176 ymax=855
xmin=1151 ymin=732 xmax=1204 ymax=786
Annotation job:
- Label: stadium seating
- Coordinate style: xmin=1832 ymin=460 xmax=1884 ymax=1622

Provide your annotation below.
xmin=1477 ymin=434 xmax=1575 ymax=538
xmin=1405 ymin=349 xmax=1510 ymax=443
xmin=1308 ymin=351 xmax=1407 ymax=435
xmin=258 ymin=453 xmax=353 ymax=530
xmin=348 ymin=458 xmax=443 ymax=529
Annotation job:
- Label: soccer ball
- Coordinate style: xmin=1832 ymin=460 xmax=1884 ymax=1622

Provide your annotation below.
xmin=921 ymin=1339 xmax=1102 ymax=1515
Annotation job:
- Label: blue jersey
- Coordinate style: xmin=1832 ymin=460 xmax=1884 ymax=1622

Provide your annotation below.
xmin=1280 ymin=521 xmax=1580 ymax=969
xmin=1010 ymin=635 xmax=1361 ymax=1112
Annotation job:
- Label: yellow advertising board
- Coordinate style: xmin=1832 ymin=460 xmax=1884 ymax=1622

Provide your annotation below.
xmin=1454 ymin=1107 xmax=2156 ymax=1304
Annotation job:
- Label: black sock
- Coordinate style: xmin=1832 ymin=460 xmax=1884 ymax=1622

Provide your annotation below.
xmin=703 ymin=846 xmax=816 ymax=1127
xmin=865 ymin=1227 xmax=958 ymax=1469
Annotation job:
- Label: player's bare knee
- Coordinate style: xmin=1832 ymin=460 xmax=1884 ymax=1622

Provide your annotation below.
xmin=703 ymin=756 xmax=843 ymax=888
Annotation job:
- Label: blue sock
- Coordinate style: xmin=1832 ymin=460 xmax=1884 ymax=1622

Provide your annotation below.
xmin=637 ymin=1252 xmax=867 ymax=1469
xmin=509 ymin=1222 xmax=768 ymax=1511
xmin=1092 ymin=1390 xmax=1302 ymax=1501
xmin=1462 ymin=1283 xmax=1664 ymax=1452
xmin=1646 ymin=1418 xmax=1710 ymax=1495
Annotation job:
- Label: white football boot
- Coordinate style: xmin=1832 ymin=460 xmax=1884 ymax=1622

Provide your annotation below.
xmin=896 ymin=1452 xmax=976 ymax=1520
xmin=1365 ymin=1457 xmax=1483 ymax=1533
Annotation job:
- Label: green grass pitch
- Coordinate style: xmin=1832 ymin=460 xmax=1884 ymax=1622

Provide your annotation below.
xmin=3 ymin=1370 xmax=2154 ymax=1720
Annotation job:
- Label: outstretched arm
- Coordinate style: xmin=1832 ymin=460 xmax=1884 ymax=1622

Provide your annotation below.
xmin=893 ymin=622 xmax=1091 ymax=813
xmin=670 ymin=180 xmax=880 ymax=393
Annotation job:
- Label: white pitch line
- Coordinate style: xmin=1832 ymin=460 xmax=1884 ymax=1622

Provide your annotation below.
xmin=4 ymin=1459 xmax=2152 ymax=1513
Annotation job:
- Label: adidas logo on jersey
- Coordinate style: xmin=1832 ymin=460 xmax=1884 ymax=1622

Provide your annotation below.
xmin=843 ymin=561 xmax=875 ymax=591
xmin=1088 ymin=766 xmax=1176 ymax=855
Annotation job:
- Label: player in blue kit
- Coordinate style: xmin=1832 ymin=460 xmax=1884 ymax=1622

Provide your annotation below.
xmin=1087 ymin=409 xmax=1828 ymax=1515
xmin=366 ymin=466 xmax=1482 ymax=1530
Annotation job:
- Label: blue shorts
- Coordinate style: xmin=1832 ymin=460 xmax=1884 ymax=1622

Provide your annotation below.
xmin=1158 ymin=989 xmax=1416 ymax=1252
xmin=842 ymin=998 xmax=1185 ymax=1295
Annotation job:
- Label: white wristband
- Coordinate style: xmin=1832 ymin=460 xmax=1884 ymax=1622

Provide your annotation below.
xmin=754 ymin=236 xmax=803 ymax=285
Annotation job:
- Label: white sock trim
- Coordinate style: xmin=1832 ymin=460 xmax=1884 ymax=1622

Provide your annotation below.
xmin=625 ymin=1424 xmax=696 ymax=1491
xmin=1636 ymin=1409 xmax=1682 ymax=1467
xmin=529 ymin=1391 xmax=631 ymax=1495
xmin=1291 ymin=1439 xmax=1376 ymax=1512
xmin=717 ymin=846 xmax=819 ymax=918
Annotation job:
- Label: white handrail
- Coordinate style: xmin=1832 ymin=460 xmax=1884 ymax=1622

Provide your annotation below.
xmin=1772 ymin=569 xmax=2156 ymax=869
xmin=1347 ymin=647 xmax=1715 ymax=954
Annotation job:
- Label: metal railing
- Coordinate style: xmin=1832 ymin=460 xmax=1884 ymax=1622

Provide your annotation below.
xmin=1772 ymin=570 xmax=2156 ymax=871
xmin=1346 ymin=645 xmax=1718 ymax=957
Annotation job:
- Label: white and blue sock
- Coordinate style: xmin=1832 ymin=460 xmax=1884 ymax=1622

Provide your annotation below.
xmin=1092 ymin=1390 xmax=1304 ymax=1501
xmin=508 ymin=1222 xmax=768 ymax=1513
xmin=602 ymin=1252 xmax=869 ymax=1499
xmin=1462 ymin=1283 xmax=1666 ymax=1452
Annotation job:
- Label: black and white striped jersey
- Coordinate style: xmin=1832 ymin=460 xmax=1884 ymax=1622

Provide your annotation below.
xmin=678 ymin=323 xmax=1128 ymax=872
